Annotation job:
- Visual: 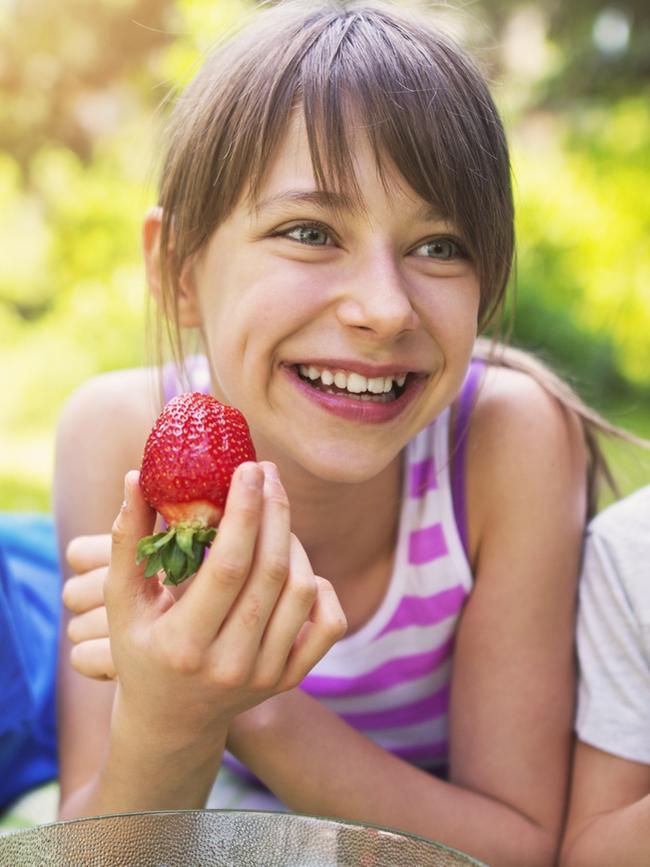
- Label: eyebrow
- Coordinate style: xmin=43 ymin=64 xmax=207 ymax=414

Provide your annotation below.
xmin=251 ymin=189 xmax=446 ymax=222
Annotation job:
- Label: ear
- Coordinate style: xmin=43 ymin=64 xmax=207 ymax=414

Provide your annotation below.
xmin=142 ymin=206 xmax=202 ymax=328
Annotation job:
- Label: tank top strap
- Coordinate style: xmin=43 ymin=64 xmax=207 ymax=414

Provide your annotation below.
xmin=450 ymin=359 xmax=486 ymax=560
xmin=162 ymin=355 xmax=211 ymax=404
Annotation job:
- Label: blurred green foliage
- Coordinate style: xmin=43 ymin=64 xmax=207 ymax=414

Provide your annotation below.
xmin=1 ymin=0 xmax=649 ymax=512
xmin=509 ymin=96 xmax=650 ymax=395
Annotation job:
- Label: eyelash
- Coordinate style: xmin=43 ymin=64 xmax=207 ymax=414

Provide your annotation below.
xmin=273 ymin=221 xmax=469 ymax=260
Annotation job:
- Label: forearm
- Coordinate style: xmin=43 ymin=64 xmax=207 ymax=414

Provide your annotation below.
xmin=561 ymin=794 xmax=650 ymax=867
xmin=59 ymin=695 xmax=226 ymax=820
xmin=229 ymin=693 xmax=558 ymax=867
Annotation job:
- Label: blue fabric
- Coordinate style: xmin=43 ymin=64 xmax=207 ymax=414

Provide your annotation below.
xmin=0 ymin=513 xmax=60 ymax=810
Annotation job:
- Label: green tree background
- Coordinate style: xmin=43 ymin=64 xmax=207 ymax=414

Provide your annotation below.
xmin=1 ymin=0 xmax=649 ymax=512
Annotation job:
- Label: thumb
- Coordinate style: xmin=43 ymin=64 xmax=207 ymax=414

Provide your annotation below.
xmin=105 ymin=470 xmax=156 ymax=608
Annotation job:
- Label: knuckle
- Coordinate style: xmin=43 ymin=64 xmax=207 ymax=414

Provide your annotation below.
xmin=171 ymin=644 xmax=203 ymax=676
xmin=279 ymin=669 xmax=303 ymax=692
xmin=265 ymin=487 xmax=289 ymax=509
xmin=239 ymin=595 xmax=263 ymax=629
xmin=215 ymin=556 xmax=246 ymax=587
xmin=329 ymin=612 xmax=349 ymax=640
xmin=251 ymin=670 xmax=280 ymax=693
xmin=235 ymin=501 xmax=261 ymax=528
xmin=316 ymin=575 xmax=335 ymax=593
xmin=110 ymin=517 xmax=128 ymax=549
xmin=264 ymin=554 xmax=288 ymax=585
xmin=152 ymin=623 xmax=203 ymax=675
xmin=315 ymin=577 xmax=347 ymax=637
xmin=164 ymin=640 xmax=203 ymax=676
xmin=321 ymin=609 xmax=348 ymax=641
xmin=291 ymin=576 xmax=317 ymax=608
xmin=128 ymin=623 xmax=149 ymax=656
xmin=65 ymin=537 xmax=84 ymax=570
xmin=66 ymin=616 xmax=81 ymax=644
xmin=208 ymin=662 xmax=248 ymax=690
xmin=69 ymin=643 xmax=86 ymax=674
xmin=61 ymin=578 xmax=80 ymax=612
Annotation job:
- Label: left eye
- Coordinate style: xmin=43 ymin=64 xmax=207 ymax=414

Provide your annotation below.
xmin=414 ymin=238 xmax=464 ymax=260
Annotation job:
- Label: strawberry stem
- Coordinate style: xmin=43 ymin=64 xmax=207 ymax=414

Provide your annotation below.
xmin=136 ymin=524 xmax=217 ymax=585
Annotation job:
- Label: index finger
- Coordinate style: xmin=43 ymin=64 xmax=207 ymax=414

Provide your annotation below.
xmin=169 ymin=461 xmax=264 ymax=644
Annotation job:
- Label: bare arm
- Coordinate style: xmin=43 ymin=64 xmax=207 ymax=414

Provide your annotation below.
xmin=54 ymin=370 xmax=167 ymax=818
xmin=54 ymin=368 xmax=161 ymax=818
xmin=560 ymin=742 xmax=650 ymax=867
xmin=56 ymin=370 xmax=231 ymax=816
xmin=560 ymin=497 xmax=650 ymax=867
xmin=228 ymin=368 xmax=587 ymax=867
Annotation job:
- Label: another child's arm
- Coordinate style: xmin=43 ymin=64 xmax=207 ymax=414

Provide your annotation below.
xmin=227 ymin=367 xmax=586 ymax=867
xmin=560 ymin=501 xmax=650 ymax=867
xmin=560 ymin=744 xmax=650 ymax=867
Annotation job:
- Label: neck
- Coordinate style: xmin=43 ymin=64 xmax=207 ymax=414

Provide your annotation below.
xmin=258 ymin=449 xmax=403 ymax=589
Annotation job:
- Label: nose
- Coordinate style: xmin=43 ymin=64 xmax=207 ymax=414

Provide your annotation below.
xmin=336 ymin=254 xmax=419 ymax=341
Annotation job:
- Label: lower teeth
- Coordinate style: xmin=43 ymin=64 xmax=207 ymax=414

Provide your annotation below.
xmin=321 ymin=386 xmax=394 ymax=402
xmin=302 ymin=379 xmax=397 ymax=402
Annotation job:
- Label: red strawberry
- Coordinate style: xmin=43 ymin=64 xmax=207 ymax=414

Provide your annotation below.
xmin=136 ymin=392 xmax=256 ymax=585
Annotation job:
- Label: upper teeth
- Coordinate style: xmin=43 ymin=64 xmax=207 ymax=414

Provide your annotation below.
xmin=298 ymin=365 xmax=408 ymax=394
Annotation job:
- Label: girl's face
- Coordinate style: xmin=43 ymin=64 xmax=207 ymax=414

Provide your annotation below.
xmin=185 ymin=114 xmax=480 ymax=483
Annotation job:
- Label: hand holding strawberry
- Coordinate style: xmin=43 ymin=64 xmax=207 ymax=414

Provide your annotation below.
xmin=102 ymin=461 xmax=346 ymax=751
xmin=64 ymin=398 xmax=347 ymax=704
xmin=136 ymin=392 xmax=256 ymax=585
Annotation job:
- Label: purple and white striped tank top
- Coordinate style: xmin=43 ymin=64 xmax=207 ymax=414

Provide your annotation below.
xmin=163 ymin=357 xmax=482 ymax=779
xmin=299 ymin=389 xmax=478 ymax=777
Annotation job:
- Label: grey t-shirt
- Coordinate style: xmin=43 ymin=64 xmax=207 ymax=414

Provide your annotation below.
xmin=576 ymin=485 xmax=650 ymax=763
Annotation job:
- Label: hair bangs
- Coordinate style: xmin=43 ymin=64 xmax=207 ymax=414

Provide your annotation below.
xmin=290 ymin=6 xmax=514 ymax=324
xmin=298 ymin=11 xmax=458 ymax=222
xmin=159 ymin=1 xmax=514 ymax=336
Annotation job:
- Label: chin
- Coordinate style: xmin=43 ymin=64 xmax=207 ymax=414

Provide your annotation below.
xmin=292 ymin=442 xmax=401 ymax=485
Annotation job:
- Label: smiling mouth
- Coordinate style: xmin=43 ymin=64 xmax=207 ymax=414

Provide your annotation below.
xmin=293 ymin=364 xmax=413 ymax=403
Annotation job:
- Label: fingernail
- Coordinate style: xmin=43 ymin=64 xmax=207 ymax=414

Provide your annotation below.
xmin=123 ymin=470 xmax=138 ymax=506
xmin=240 ymin=462 xmax=263 ymax=489
xmin=262 ymin=462 xmax=280 ymax=482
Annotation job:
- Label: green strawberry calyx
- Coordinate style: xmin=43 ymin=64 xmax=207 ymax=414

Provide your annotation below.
xmin=135 ymin=521 xmax=217 ymax=586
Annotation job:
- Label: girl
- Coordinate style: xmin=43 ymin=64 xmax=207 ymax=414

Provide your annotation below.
xmin=560 ymin=485 xmax=650 ymax=867
xmin=56 ymin=1 xmax=612 ymax=864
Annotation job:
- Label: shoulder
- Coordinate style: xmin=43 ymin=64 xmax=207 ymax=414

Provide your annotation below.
xmin=56 ymin=366 xmax=161 ymax=454
xmin=465 ymin=363 xmax=587 ymax=557
xmin=54 ymin=367 xmax=162 ymax=545
xmin=471 ymin=362 xmax=584 ymax=450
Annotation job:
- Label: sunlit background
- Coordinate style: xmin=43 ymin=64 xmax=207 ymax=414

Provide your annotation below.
xmin=1 ymin=0 xmax=649 ymax=512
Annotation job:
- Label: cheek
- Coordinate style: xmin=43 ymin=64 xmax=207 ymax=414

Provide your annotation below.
xmin=415 ymin=277 xmax=480 ymax=345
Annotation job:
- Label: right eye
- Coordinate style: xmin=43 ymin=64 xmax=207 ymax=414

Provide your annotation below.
xmin=280 ymin=222 xmax=334 ymax=246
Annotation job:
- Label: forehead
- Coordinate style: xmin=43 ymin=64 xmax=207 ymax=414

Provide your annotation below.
xmin=247 ymin=111 xmax=443 ymax=222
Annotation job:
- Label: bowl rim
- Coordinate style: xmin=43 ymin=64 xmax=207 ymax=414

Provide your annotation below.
xmin=0 ymin=808 xmax=487 ymax=866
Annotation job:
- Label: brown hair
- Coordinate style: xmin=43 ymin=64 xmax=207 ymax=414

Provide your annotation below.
xmin=157 ymin=0 xmax=513 ymax=334
xmin=152 ymin=0 xmax=646 ymax=513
